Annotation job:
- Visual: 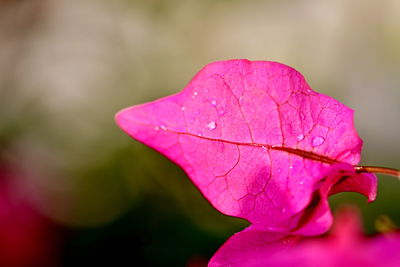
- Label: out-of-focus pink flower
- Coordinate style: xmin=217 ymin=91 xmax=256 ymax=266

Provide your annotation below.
xmin=209 ymin=207 xmax=400 ymax=267
xmin=0 ymin=166 xmax=60 ymax=266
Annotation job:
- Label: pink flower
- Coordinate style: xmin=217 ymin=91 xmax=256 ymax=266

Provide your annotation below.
xmin=114 ymin=60 xmax=400 ymax=266
xmin=209 ymin=207 xmax=400 ymax=267
xmin=0 ymin=166 xmax=59 ymax=266
xmin=116 ymin=60 xmax=376 ymax=235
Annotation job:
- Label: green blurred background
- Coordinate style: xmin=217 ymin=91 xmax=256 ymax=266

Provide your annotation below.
xmin=0 ymin=0 xmax=399 ymax=266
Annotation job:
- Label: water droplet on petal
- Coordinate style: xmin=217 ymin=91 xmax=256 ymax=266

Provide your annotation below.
xmin=207 ymin=121 xmax=217 ymax=130
xmin=154 ymin=126 xmax=160 ymax=130
xmin=299 ymin=181 xmax=304 ymax=185
xmin=160 ymin=125 xmax=167 ymax=131
xmin=289 ymin=165 xmax=293 ymax=169
xmin=211 ymin=100 xmax=217 ymax=106
xmin=181 ymin=106 xmax=186 ymax=111
xmin=282 ymin=208 xmax=286 ymax=213
xmin=261 ymin=146 xmax=267 ymax=150
xmin=296 ymin=134 xmax=304 ymax=141
xmin=197 ymin=133 xmax=202 ymax=137
xmin=191 ymin=92 xmax=198 ymax=99
xmin=312 ymin=136 xmax=325 ymax=147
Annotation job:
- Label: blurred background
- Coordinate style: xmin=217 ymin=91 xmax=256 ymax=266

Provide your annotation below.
xmin=0 ymin=0 xmax=399 ymax=265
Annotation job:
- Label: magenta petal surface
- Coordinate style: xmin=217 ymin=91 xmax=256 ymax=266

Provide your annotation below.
xmin=208 ymin=226 xmax=298 ymax=267
xmin=292 ymin=163 xmax=377 ymax=235
xmin=116 ymin=59 xmax=376 ymax=233
xmin=210 ymin=208 xmax=400 ymax=267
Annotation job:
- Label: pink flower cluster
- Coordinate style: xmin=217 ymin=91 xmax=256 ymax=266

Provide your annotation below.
xmin=116 ymin=60 xmax=399 ymax=266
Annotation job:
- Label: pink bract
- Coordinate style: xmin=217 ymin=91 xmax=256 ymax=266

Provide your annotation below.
xmin=209 ymin=208 xmax=400 ymax=267
xmin=116 ymin=59 xmax=376 ymax=234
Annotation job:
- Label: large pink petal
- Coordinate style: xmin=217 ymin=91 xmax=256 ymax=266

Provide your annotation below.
xmin=116 ymin=59 xmax=375 ymax=233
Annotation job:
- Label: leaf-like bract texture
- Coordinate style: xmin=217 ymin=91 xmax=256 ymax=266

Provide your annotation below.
xmin=209 ymin=208 xmax=400 ymax=267
xmin=208 ymin=227 xmax=299 ymax=267
xmin=116 ymin=60 xmax=376 ymax=234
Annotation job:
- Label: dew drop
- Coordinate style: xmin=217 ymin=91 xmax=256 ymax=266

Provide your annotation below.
xmin=299 ymin=180 xmax=304 ymax=185
xmin=197 ymin=133 xmax=203 ymax=137
xmin=191 ymin=91 xmax=198 ymax=99
xmin=261 ymin=146 xmax=267 ymax=150
xmin=211 ymin=100 xmax=217 ymax=106
xmin=296 ymin=134 xmax=304 ymax=141
xmin=207 ymin=121 xmax=217 ymax=130
xmin=154 ymin=126 xmax=160 ymax=131
xmin=289 ymin=165 xmax=293 ymax=169
xmin=282 ymin=208 xmax=286 ymax=213
xmin=181 ymin=106 xmax=186 ymax=111
xmin=160 ymin=125 xmax=167 ymax=131
xmin=312 ymin=136 xmax=325 ymax=147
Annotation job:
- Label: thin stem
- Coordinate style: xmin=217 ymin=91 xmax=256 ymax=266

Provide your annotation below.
xmin=355 ymin=166 xmax=400 ymax=179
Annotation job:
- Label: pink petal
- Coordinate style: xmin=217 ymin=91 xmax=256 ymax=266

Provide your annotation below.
xmin=210 ymin=208 xmax=400 ymax=267
xmin=116 ymin=59 xmax=376 ymax=234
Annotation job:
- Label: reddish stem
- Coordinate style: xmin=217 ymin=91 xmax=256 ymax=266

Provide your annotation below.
xmin=355 ymin=166 xmax=400 ymax=179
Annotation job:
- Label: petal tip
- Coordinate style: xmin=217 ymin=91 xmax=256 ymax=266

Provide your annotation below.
xmin=114 ymin=107 xmax=133 ymax=132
